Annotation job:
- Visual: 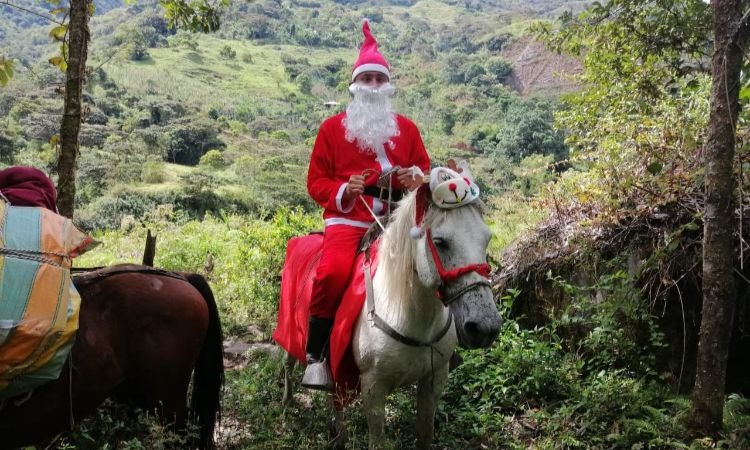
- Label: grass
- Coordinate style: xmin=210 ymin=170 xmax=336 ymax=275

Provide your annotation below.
xmin=486 ymin=193 xmax=547 ymax=255
xmin=399 ymin=0 xmax=465 ymax=24
xmin=100 ymin=36 xmax=353 ymax=111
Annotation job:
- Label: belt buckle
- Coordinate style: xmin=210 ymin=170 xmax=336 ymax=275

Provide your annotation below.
xmin=379 ymin=187 xmax=388 ymax=202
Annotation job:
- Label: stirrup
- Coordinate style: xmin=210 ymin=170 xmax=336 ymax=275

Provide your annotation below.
xmin=301 ymin=359 xmax=335 ymax=392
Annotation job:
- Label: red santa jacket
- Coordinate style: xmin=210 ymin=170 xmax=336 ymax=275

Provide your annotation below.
xmin=307 ymin=112 xmax=430 ymax=228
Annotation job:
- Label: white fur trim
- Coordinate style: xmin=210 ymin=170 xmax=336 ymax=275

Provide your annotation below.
xmin=407 ymin=165 xmax=424 ymax=180
xmin=336 ymin=183 xmax=355 ymax=213
xmin=324 ymin=217 xmax=372 ymax=228
xmin=352 ymin=64 xmax=390 ymax=81
xmin=373 ymin=198 xmax=384 ymax=215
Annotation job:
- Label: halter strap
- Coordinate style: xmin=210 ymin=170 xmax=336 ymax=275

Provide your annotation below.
xmin=425 ymin=228 xmax=491 ymax=305
xmin=438 ymin=278 xmax=491 ymax=305
xmin=426 ymin=228 xmax=490 ymax=282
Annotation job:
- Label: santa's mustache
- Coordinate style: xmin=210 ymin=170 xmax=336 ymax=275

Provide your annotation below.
xmin=348 ymin=82 xmax=396 ymax=100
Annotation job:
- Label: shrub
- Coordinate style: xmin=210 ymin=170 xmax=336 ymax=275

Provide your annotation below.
xmin=270 ymin=129 xmax=291 ymax=143
xmin=199 ymin=149 xmax=226 ymax=169
xmin=168 ymin=32 xmax=198 ymax=51
xmin=549 ymin=271 xmax=666 ymax=378
xmin=248 ymin=118 xmax=275 ymax=137
xmin=75 ymin=189 xmax=176 ymax=231
xmin=164 ymin=121 xmax=225 ymax=166
xmin=52 ymin=400 xmax=198 ymax=449
xmin=445 ymin=321 xmax=579 ymax=413
xmin=141 ymin=160 xmax=166 ymax=183
xmin=0 ymin=133 xmax=19 ymax=164
xmin=125 ymin=41 xmax=149 ymax=61
xmin=233 ymin=155 xmax=256 ymax=181
xmin=219 ymin=45 xmax=236 ymax=60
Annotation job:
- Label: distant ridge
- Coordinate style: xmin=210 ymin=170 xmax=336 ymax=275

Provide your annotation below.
xmin=502 ymin=36 xmax=581 ymax=96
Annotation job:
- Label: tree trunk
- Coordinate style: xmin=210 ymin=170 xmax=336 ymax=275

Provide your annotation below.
xmin=688 ymin=0 xmax=749 ymax=435
xmin=56 ymin=0 xmax=90 ymax=219
xmin=142 ymin=229 xmax=157 ymax=267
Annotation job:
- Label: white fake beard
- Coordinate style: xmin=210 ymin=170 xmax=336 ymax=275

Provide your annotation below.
xmin=344 ymin=83 xmax=399 ymax=154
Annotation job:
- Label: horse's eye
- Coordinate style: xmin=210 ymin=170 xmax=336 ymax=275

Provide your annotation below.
xmin=432 ymin=237 xmax=449 ymax=250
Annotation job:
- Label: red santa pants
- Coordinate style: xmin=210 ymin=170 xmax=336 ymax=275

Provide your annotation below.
xmin=309 ymin=224 xmax=368 ymax=318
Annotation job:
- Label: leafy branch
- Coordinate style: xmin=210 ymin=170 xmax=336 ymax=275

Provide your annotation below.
xmin=0 ymin=0 xmax=65 ymax=25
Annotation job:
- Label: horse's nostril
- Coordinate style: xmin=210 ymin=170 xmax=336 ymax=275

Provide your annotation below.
xmin=463 ymin=321 xmax=501 ymax=348
xmin=464 ymin=321 xmax=480 ymax=338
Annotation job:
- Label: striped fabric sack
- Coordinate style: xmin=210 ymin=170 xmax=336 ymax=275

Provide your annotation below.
xmin=0 ymin=200 xmax=96 ymax=399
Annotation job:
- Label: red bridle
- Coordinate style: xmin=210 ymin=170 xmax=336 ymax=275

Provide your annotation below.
xmin=425 ymin=228 xmax=491 ymax=305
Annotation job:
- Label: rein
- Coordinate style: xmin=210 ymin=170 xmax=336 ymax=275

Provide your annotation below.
xmin=363 ymin=252 xmax=452 ymax=351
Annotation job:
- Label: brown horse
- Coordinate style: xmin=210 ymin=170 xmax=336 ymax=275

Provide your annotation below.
xmin=0 ymin=265 xmax=224 ymax=450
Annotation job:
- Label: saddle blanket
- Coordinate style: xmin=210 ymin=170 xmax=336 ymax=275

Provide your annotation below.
xmin=0 ymin=201 xmax=94 ymax=399
xmin=272 ymin=233 xmax=379 ymax=403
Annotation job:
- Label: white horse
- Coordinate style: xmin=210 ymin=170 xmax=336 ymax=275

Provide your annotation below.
xmin=282 ymin=168 xmax=501 ymax=449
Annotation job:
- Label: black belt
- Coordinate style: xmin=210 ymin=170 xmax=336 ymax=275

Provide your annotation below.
xmin=363 ymin=186 xmax=404 ymax=203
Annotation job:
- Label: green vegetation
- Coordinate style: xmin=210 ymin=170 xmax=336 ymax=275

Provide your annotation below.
xmin=76 ymin=227 xmax=750 ymax=447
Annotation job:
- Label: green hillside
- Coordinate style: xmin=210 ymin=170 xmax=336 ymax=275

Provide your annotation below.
xmin=1 ymin=0 xmax=574 ymax=230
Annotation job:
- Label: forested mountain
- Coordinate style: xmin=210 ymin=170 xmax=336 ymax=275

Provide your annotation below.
xmin=0 ymin=0 xmax=583 ymax=229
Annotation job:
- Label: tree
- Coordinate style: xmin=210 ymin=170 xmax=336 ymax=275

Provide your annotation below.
xmin=544 ymin=0 xmax=750 ymax=435
xmin=688 ymin=0 xmax=750 ymax=434
xmin=57 ymin=0 xmax=91 ymax=218
xmin=493 ymin=99 xmax=568 ymax=163
xmin=165 ymin=121 xmax=225 ymax=166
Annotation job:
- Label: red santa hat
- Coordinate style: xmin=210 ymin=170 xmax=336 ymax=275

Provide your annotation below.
xmin=351 ymin=20 xmax=390 ymax=82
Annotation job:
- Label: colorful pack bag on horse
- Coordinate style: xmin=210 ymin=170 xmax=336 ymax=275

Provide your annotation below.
xmin=0 ymin=199 xmax=96 ymax=399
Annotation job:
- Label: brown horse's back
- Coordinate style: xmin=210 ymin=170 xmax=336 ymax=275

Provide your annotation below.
xmin=0 ymin=265 xmax=223 ymax=450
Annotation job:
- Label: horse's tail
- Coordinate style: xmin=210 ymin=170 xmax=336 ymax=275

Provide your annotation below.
xmin=185 ymin=273 xmax=225 ymax=450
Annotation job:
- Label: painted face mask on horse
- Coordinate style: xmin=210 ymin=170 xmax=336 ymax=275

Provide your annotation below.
xmin=274 ymin=163 xmax=502 ymax=449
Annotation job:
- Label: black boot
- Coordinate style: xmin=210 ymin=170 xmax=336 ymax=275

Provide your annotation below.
xmin=301 ymin=316 xmax=335 ymax=391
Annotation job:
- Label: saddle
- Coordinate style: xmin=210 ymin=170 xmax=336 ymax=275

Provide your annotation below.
xmin=273 ymin=232 xmax=381 ymax=404
xmin=73 ymin=264 xmax=187 ymax=289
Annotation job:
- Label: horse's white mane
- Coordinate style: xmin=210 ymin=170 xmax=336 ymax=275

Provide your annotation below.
xmin=377 ymin=188 xmax=484 ymax=320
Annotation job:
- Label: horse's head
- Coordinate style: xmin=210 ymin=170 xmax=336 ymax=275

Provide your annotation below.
xmin=383 ymin=164 xmax=502 ymax=349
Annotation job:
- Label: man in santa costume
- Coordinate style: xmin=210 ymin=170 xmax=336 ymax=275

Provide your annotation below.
xmin=303 ymin=19 xmax=430 ymax=390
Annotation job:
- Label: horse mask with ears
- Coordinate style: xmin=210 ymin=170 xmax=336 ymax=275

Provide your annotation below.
xmin=410 ymin=165 xmax=481 ymax=239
